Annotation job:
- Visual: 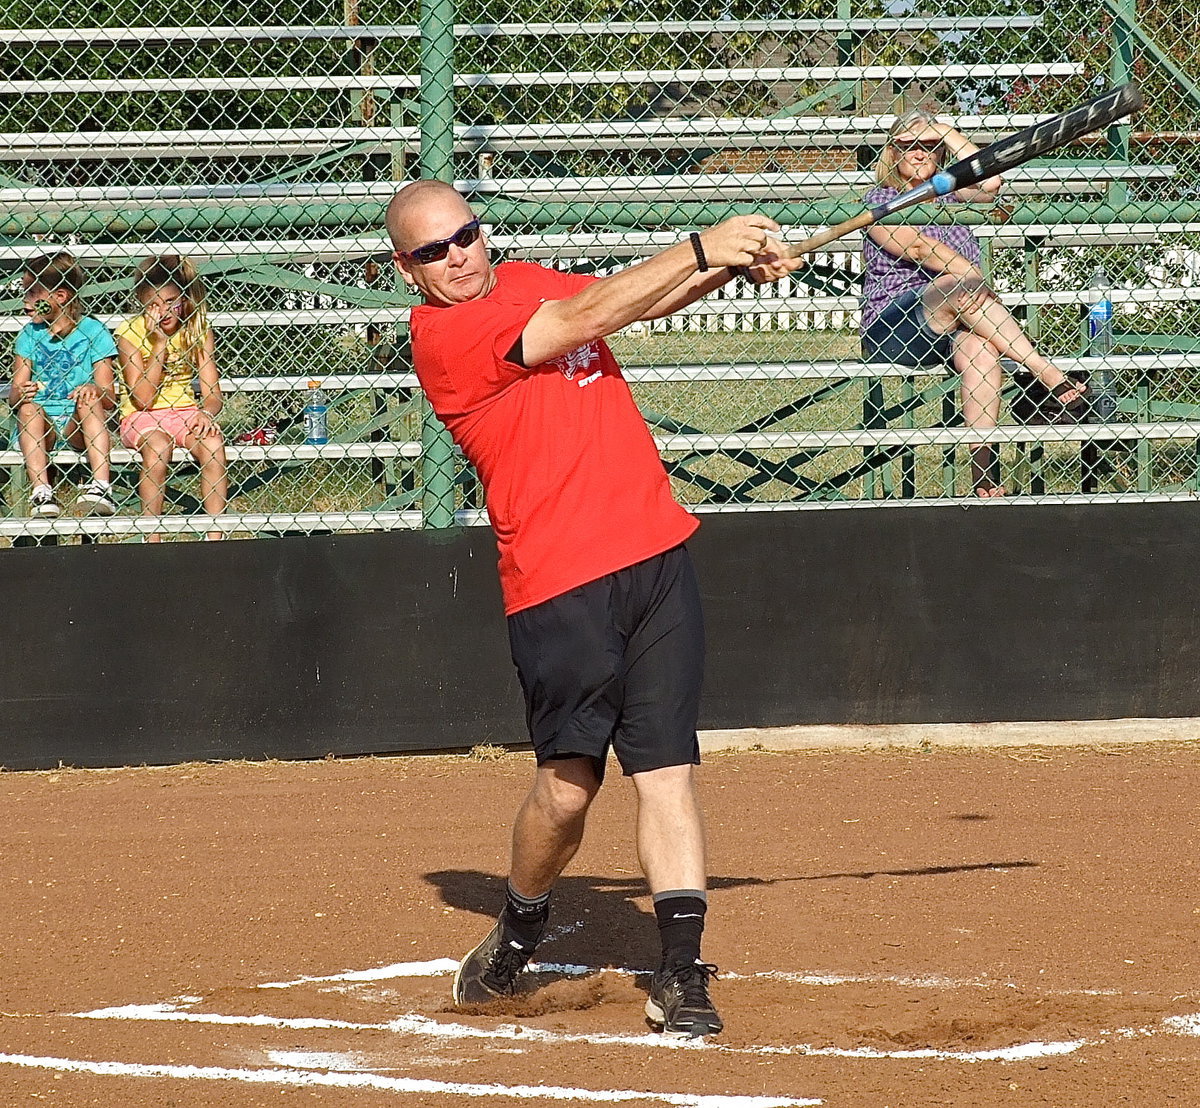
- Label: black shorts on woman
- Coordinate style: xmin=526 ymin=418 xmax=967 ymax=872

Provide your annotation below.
xmin=506 ymin=544 xmax=704 ymax=780
xmin=861 ymin=286 xmax=954 ymax=368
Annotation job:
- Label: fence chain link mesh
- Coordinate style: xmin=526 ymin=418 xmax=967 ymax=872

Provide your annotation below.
xmin=0 ymin=0 xmax=1195 ymax=542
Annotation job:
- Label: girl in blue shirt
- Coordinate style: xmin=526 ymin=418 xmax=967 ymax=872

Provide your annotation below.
xmin=11 ymin=252 xmax=117 ymax=517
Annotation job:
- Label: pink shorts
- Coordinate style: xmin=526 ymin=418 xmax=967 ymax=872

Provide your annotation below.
xmin=120 ymin=407 xmax=218 ymax=449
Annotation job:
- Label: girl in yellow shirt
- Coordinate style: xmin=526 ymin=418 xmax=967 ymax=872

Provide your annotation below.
xmin=115 ymin=255 xmax=227 ymax=539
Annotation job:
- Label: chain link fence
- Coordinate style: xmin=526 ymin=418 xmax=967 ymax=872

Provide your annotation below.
xmin=0 ymin=0 xmax=1196 ymax=543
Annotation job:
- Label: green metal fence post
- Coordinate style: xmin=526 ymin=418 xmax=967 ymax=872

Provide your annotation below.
xmin=941 ymin=388 xmax=958 ymax=496
xmin=836 ymin=0 xmax=869 ymax=170
xmin=862 ymin=376 xmax=888 ymax=499
xmin=1109 ymin=0 xmax=1139 ymax=488
xmin=899 ymin=376 xmax=916 ymax=498
xmin=1018 ymin=233 xmax=1044 ymax=488
xmin=418 ymin=0 xmax=458 ymax=528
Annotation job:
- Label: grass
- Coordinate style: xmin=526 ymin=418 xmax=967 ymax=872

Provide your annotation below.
xmin=608 ymin=327 xmax=862 ymax=367
xmin=467 ymin=743 xmax=511 ymax=762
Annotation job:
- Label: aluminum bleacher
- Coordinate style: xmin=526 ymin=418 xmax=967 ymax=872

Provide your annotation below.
xmin=2 ymin=10 xmax=1189 ymax=540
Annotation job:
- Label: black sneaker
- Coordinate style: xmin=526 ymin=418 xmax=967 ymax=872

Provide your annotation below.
xmin=78 ymin=481 xmax=117 ymax=516
xmin=452 ymin=920 xmax=538 ymax=1006
xmin=645 ymin=960 xmax=723 ymax=1038
xmin=30 ymin=487 xmax=60 ymax=518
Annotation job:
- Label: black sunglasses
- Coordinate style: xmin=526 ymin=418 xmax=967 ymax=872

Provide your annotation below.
xmin=893 ymin=138 xmax=943 ymax=155
xmin=394 ymin=219 xmax=482 ymax=265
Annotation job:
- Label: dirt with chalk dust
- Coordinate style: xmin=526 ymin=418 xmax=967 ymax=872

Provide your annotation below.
xmin=2 ymin=740 xmax=1199 ymax=1106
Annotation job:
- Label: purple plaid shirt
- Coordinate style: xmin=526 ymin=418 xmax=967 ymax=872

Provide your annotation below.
xmin=860 ymin=185 xmax=982 ymax=329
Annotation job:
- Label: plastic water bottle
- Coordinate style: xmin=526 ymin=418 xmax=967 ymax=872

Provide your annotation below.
xmin=304 ymin=379 xmax=329 ymax=445
xmin=1088 ymin=267 xmax=1114 ymax=355
xmin=1088 ymin=268 xmax=1117 ymax=421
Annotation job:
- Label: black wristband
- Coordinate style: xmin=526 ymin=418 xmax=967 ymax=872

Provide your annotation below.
xmin=689 ymin=232 xmax=708 ymax=272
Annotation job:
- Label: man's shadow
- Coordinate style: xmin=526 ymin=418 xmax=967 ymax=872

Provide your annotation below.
xmin=425 ymin=860 xmax=1038 ymax=970
xmin=427 ymin=869 xmax=665 ymax=968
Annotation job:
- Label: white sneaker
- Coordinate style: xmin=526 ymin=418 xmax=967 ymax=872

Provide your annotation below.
xmin=30 ymin=487 xmax=60 ymax=518
xmin=78 ymin=481 xmax=117 ymax=516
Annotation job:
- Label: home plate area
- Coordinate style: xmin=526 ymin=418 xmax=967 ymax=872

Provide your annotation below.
xmin=8 ymin=749 xmax=1200 ymax=1104
xmin=8 ymin=949 xmax=1200 ymax=1105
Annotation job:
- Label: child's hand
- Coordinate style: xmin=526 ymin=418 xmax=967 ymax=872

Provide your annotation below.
xmin=145 ymin=303 xmax=169 ymax=338
xmin=186 ymin=409 xmax=221 ymax=436
xmin=14 ymin=380 xmax=42 ymax=403
xmin=70 ymin=383 xmax=102 ymax=404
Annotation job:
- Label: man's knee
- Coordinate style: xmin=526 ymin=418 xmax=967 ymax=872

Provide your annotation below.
xmin=631 ymin=761 xmax=697 ymax=801
xmin=531 ymin=757 xmax=602 ymax=821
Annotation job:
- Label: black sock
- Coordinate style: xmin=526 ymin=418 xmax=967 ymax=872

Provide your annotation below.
xmin=501 ymin=882 xmax=550 ymax=949
xmin=653 ymin=890 xmax=707 ymax=967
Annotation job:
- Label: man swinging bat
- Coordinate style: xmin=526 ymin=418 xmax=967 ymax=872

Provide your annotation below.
xmin=387 ymin=180 xmax=803 ymax=1037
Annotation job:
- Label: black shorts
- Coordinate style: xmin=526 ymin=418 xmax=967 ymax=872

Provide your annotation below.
xmin=862 ymin=287 xmax=955 ymax=368
xmin=506 ymin=545 xmax=704 ymax=778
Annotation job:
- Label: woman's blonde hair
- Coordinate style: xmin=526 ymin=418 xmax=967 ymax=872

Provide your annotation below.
xmin=873 ymin=107 xmax=943 ymax=189
xmin=23 ymin=251 xmax=86 ymax=323
xmin=132 ymin=254 xmax=209 ymax=363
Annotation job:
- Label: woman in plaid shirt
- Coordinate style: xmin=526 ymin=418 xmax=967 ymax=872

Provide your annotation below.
xmin=861 ymin=108 xmax=1088 ymax=497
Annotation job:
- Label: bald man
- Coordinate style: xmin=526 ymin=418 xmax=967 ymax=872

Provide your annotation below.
xmin=388 ymin=180 xmax=801 ymax=1037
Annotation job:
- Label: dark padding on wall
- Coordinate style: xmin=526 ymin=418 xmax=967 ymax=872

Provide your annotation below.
xmin=0 ymin=528 xmax=523 ymax=770
xmin=2 ymin=501 xmax=1197 ymax=770
xmin=692 ymin=502 xmax=1200 ymax=725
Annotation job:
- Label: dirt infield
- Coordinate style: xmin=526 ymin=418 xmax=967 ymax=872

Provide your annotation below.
xmin=3 ymin=739 xmax=1200 ymax=1106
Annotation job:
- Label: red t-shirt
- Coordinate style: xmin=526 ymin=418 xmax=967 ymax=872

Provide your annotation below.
xmin=410 ymin=260 xmax=698 ymax=614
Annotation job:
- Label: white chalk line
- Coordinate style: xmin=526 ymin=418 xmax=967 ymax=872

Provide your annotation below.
xmin=11 ymin=950 xmax=1197 ymax=1105
xmin=0 ymin=1053 xmax=819 ymax=1107
xmin=70 ymin=1001 xmax=1097 ymax=1062
xmin=67 ymin=952 xmax=1192 ymax=1069
xmin=268 ymin=1049 xmax=371 ymax=1070
xmin=76 ymin=1002 xmax=380 ymax=1033
xmin=253 ymin=920 xmax=1132 ymax=999
xmin=72 ymin=998 xmax=1200 ymax=1063
xmin=258 ymin=958 xmax=460 ymax=989
xmin=259 ymin=956 xmax=1126 ymax=998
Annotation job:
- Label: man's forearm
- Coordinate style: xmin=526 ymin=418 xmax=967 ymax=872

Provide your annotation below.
xmin=520 ymin=216 xmax=779 ymax=367
xmin=566 ymin=238 xmax=710 ymax=337
xmin=519 ymin=238 xmax=716 ymax=368
xmin=641 ymin=266 xmax=738 ymax=321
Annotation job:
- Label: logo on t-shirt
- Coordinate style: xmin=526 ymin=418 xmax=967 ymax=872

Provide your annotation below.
xmin=40 ymin=346 xmax=83 ymax=389
xmin=32 ymin=336 xmax=90 ymax=401
xmin=552 ymin=342 xmax=600 ymax=381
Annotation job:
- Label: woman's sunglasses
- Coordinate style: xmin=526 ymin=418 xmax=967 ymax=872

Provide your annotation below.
xmin=394 ymin=219 xmax=482 ymax=265
xmin=893 ymin=138 xmax=943 ymax=156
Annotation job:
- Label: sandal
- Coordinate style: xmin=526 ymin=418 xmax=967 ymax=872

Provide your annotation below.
xmin=969 ymin=444 xmax=1007 ymax=498
xmin=1051 ymin=378 xmax=1089 ymax=418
